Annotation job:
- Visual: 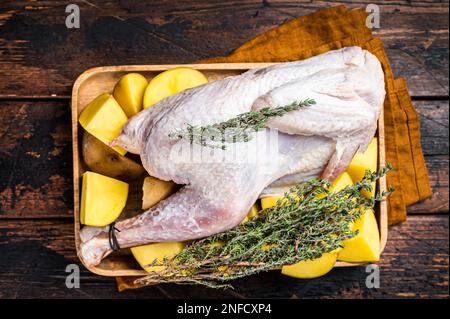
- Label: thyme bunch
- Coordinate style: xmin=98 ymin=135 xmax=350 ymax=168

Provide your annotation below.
xmin=136 ymin=165 xmax=393 ymax=289
xmin=169 ymin=99 xmax=316 ymax=149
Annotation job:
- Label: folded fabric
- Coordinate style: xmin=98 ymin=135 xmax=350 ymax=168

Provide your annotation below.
xmin=116 ymin=5 xmax=432 ymax=291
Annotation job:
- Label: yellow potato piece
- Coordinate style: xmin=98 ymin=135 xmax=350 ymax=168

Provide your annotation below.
xmin=315 ymin=172 xmax=353 ymax=200
xmin=347 ymin=138 xmax=378 ymax=198
xmin=79 ymin=93 xmax=128 ymax=155
xmin=143 ymin=67 xmax=208 ymax=108
xmin=281 ymin=251 xmax=338 ymax=279
xmin=142 ymin=176 xmax=179 ymax=210
xmin=261 ymin=193 xmax=303 ymax=209
xmin=247 ymin=203 xmax=260 ymax=219
xmin=261 ymin=243 xmax=277 ymax=251
xmin=207 ymin=241 xmax=224 ymax=249
xmin=263 ymin=173 xmax=352 ymax=206
xmin=260 ymin=196 xmax=284 ymax=209
xmin=131 ymin=242 xmax=185 ymax=273
xmin=241 ymin=203 xmax=261 ymax=224
xmin=338 ymin=209 xmax=380 ymax=262
xmin=80 ymin=171 xmax=129 ymax=227
xmin=329 ymin=172 xmax=353 ymax=193
xmin=113 ymin=73 xmax=148 ymax=117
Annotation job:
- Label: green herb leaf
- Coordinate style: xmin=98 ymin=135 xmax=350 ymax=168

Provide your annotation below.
xmin=135 ymin=165 xmax=393 ymax=289
xmin=169 ymin=99 xmax=316 ymax=149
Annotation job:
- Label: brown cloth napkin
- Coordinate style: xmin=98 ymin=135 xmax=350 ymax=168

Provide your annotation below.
xmin=116 ymin=5 xmax=432 ymax=291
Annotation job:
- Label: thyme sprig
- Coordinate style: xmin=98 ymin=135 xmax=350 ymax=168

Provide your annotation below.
xmin=169 ymin=99 xmax=316 ymax=149
xmin=136 ymin=165 xmax=393 ymax=289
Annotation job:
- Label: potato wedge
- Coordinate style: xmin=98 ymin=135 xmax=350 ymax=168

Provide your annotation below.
xmin=281 ymin=251 xmax=338 ymax=279
xmin=347 ymin=138 xmax=378 ymax=198
xmin=79 ymin=93 xmax=128 ymax=155
xmin=241 ymin=203 xmax=260 ymax=224
xmin=260 ymin=196 xmax=283 ymax=209
xmin=337 ymin=209 xmax=380 ymax=262
xmin=82 ymin=131 xmax=145 ymax=182
xmin=113 ymin=73 xmax=148 ymax=117
xmin=143 ymin=67 xmax=208 ymax=108
xmin=142 ymin=176 xmax=180 ymax=210
xmin=330 ymin=172 xmax=353 ymax=193
xmin=81 ymin=171 xmax=129 ymax=227
xmin=131 ymin=242 xmax=185 ymax=273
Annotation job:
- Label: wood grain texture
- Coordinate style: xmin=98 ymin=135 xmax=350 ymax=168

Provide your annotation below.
xmin=0 ymin=1 xmax=447 ymax=299
xmin=0 ymin=215 xmax=447 ymax=298
xmin=408 ymin=155 xmax=449 ymax=214
xmin=0 ymin=101 xmax=73 ymax=218
xmin=416 ymin=100 xmax=449 ymax=156
xmin=0 ymin=0 xmax=448 ymax=97
xmin=1 ymin=100 xmax=446 ymax=218
xmin=409 ymin=100 xmax=449 ymax=214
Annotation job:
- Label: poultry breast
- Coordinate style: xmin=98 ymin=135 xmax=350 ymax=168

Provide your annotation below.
xmin=80 ymin=46 xmax=385 ymax=267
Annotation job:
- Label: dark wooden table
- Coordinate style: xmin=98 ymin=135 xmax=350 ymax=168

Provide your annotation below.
xmin=0 ymin=1 xmax=448 ymax=299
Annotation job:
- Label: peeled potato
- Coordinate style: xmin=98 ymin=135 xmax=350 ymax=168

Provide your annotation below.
xmin=81 ymin=171 xmax=129 ymax=226
xmin=347 ymin=138 xmax=378 ymax=198
xmin=143 ymin=67 xmax=208 ymax=108
xmin=261 ymin=243 xmax=277 ymax=251
xmin=338 ymin=209 xmax=380 ymax=262
xmin=281 ymin=251 xmax=338 ymax=279
xmin=263 ymin=173 xmax=353 ymax=207
xmin=131 ymin=242 xmax=185 ymax=273
xmin=330 ymin=172 xmax=353 ymax=193
xmin=82 ymin=131 xmax=145 ymax=182
xmin=247 ymin=203 xmax=260 ymax=219
xmin=79 ymin=93 xmax=128 ymax=155
xmin=113 ymin=73 xmax=148 ymax=117
xmin=241 ymin=203 xmax=261 ymax=224
xmin=142 ymin=176 xmax=179 ymax=210
xmin=260 ymin=196 xmax=284 ymax=209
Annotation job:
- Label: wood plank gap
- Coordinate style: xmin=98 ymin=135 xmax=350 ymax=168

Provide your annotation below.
xmin=407 ymin=211 xmax=449 ymax=216
xmin=412 ymin=96 xmax=450 ymax=101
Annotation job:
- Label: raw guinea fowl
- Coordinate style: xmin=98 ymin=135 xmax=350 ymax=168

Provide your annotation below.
xmin=80 ymin=46 xmax=385 ymax=267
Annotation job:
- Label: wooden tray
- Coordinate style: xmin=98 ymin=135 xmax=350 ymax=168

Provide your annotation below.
xmin=72 ymin=63 xmax=388 ymax=277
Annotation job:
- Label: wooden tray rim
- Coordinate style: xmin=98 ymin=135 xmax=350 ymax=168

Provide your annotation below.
xmin=72 ymin=63 xmax=388 ymax=277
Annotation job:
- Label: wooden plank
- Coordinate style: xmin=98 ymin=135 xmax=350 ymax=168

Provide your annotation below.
xmin=408 ymin=155 xmax=449 ymax=214
xmin=0 ymin=100 xmax=447 ymax=218
xmin=0 ymin=101 xmax=73 ymax=218
xmin=416 ymin=100 xmax=449 ymax=156
xmin=0 ymin=1 xmax=447 ymax=97
xmin=407 ymin=100 xmax=449 ymax=214
xmin=0 ymin=215 xmax=447 ymax=298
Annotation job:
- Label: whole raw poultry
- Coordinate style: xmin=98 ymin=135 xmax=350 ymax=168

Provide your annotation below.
xmin=80 ymin=46 xmax=385 ymax=267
